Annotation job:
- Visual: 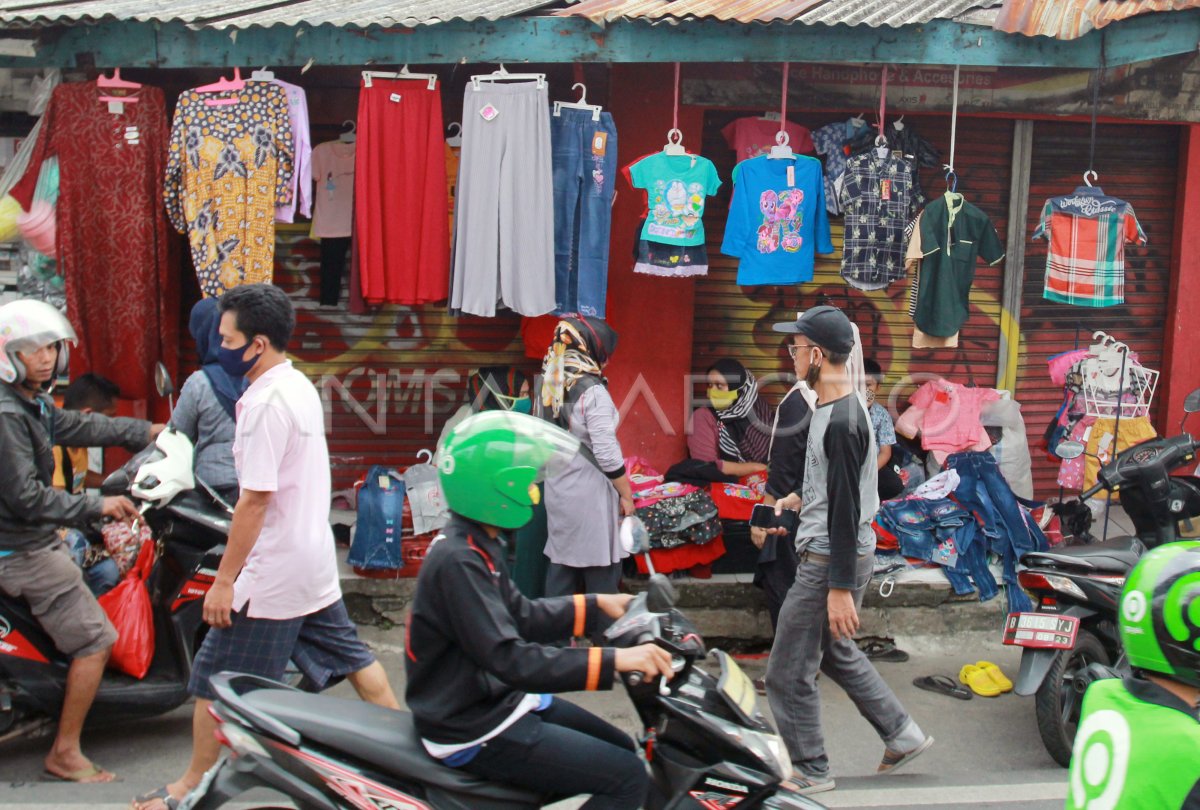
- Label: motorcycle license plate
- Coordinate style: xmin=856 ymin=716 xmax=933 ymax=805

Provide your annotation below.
xmin=1002 ymin=612 xmax=1080 ymax=649
xmin=715 ymin=650 xmax=758 ymax=722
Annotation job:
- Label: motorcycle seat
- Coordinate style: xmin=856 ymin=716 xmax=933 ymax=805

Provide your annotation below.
xmin=243 ymin=689 xmax=544 ymax=804
xmin=1023 ymin=536 xmax=1142 ymax=574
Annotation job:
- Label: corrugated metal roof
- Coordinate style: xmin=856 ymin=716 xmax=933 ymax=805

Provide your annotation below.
xmin=0 ymin=0 xmax=553 ymax=28
xmin=992 ymin=0 xmax=1200 ymax=38
xmin=554 ymin=0 xmax=1002 ymax=26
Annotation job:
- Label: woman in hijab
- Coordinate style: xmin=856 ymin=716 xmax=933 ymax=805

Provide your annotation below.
xmin=169 ymin=298 xmax=243 ymax=505
xmin=688 ymin=359 xmax=772 ymax=478
xmin=540 ymin=316 xmax=632 ymax=601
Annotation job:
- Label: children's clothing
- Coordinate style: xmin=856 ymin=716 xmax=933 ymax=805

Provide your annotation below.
xmin=839 ymin=152 xmax=921 ymax=291
xmin=627 ymin=152 xmax=720 ymax=247
xmin=721 ymin=117 xmax=814 ymax=160
xmin=310 ymin=140 xmax=355 ymax=238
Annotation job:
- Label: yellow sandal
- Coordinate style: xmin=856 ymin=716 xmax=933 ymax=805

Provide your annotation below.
xmin=958 ymin=664 xmax=1002 ymax=697
xmin=975 ymin=660 xmax=1014 ymax=693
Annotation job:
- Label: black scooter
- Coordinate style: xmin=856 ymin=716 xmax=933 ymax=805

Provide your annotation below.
xmin=0 ymin=366 xmax=232 ymax=743
xmin=180 ymin=573 xmax=825 ymax=810
xmin=1003 ymin=389 xmax=1200 ymax=766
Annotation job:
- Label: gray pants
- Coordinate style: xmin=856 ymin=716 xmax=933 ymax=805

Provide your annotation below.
xmin=450 ymin=80 xmax=555 ymax=317
xmin=544 ymin=561 xmax=622 ymax=599
xmin=765 ymin=552 xmax=925 ymax=778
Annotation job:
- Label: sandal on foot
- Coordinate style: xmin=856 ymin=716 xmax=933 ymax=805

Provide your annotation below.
xmin=132 ymin=785 xmax=181 ymax=810
xmin=878 ymin=735 xmax=935 ymax=774
xmin=912 ymin=674 xmax=972 ymax=700
xmin=43 ymin=764 xmax=116 ymax=784
xmin=959 ymin=664 xmax=1002 ymax=697
xmin=975 ymin=660 xmax=1013 ymax=693
xmin=781 ymin=773 xmax=836 ymax=795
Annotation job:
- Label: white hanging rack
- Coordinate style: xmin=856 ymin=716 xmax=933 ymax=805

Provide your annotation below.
xmin=471 ymin=63 xmax=545 ymax=91
xmin=1081 ymin=331 xmax=1159 ymax=419
xmin=362 ymin=65 xmax=438 ymax=90
xmin=554 ymin=82 xmax=603 ymax=121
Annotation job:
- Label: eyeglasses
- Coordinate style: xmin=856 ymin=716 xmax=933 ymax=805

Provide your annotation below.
xmin=787 ymin=343 xmax=818 ymax=359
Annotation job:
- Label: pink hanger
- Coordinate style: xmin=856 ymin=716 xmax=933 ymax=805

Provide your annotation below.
xmin=97 ymin=67 xmax=141 ymax=104
xmin=195 ymin=68 xmax=245 ymax=106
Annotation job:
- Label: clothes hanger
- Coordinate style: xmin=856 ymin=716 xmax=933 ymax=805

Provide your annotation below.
xmin=893 ymin=114 xmax=905 ymax=131
xmin=250 ymin=66 xmax=275 ymax=81
xmin=553 ymin=82 xmax=603 ymax=122
xmin=471 ymin=63 xmax=545 ymax=91
xmin=768 ymin=131 xmax=794 ymax=160
xmin=445 ymin=122 xmax=462 ymax=147
xmin=339 ymin=120 xmax=356 ymax=144
xmin=96 ymin=67 xmax=141 ymax=104
xmin=849 ymin=111 xmax=866 ymax=127
xmin=662 ymin=128 xmax=688 ymax=157
xmin=195 ymin=68 xmax=245 ymax=106
xmin=362 ymin=65 xmax=438 ymax=91
xmin=1083 ymin=169 xmax=1099 ymax=188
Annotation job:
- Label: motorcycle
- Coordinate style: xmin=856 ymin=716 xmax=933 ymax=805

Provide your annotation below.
xmin=180 ymin=567 xmax=824 ymax=810
xmin=1002 ymin=388 xmax=1200 ymax=767
xmin=0 ymin=364 xmax=233 ymax=742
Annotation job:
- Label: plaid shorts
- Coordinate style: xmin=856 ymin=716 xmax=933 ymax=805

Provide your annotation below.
xmin=188 ymin=598 xmax=376 ymax=700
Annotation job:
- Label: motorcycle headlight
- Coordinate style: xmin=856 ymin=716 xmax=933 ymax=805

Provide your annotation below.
xmin=698 ymin=711 xmax=792 ymax=781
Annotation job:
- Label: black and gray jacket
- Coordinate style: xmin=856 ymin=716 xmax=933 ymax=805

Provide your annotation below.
xmin=404 ymin=514 xmax=617 ymax=746
xmin=0 ymin=382 xmax=149 ymax=553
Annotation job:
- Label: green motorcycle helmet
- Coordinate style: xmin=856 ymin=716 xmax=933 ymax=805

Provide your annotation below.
xmin=1119 ymin=540 xmax=1200 ymax=687
xmin=437 ymin=410 xmax=581 ymax=530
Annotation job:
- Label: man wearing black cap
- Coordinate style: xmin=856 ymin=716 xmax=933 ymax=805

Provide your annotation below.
xmin=764 ymin=305 xmax=931 ymax=794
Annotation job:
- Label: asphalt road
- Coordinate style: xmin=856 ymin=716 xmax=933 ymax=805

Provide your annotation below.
xmin=0 ymin=630 xmax=1068 ymax=809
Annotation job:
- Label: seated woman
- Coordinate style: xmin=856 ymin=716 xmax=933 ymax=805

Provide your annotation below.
xmin=687 ymin=359 xmax=771 ymax=478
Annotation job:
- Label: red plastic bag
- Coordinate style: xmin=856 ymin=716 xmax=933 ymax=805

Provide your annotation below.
xmin=97 ymin=539 xmax=155 ymax=679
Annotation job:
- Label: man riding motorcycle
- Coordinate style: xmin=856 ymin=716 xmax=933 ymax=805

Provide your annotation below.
xmin=405 ymin=410 xmax=674 ymax=809
xmin=0 ymin=299 xmax=162 ymax=783
xmin=1066 ymin=541 xmax=1200 ymax=809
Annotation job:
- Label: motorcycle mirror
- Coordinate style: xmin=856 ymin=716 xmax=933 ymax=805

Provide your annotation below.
xmin=646 ymin=573 xmax=677 ymax=613
xmin=1185 ymin=388 xmax=1200 ymax=414
xmin=154 ymin=362 xmax=175 ymax=398
xmin=620 ymin=516 xmax=650 ymax=555
xmin=1055 ymin=441 xmax=1087 ymax=460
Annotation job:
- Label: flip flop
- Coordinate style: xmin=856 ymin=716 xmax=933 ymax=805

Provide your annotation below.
xmin=959 ymin=664 xmax=1002 ymax=697
xmin=912 ymin=674 xmax=972 ymax=701
xmin=860 ymin=639 xmax=911 ymax=662
xmin=878 ymin=735 xmax=935 ymax=774
xmin=132 ymin=785 xmax=181 ymax=810
xmin=975 ymin=660 xmax=1014 ymax=693
xmin=43 ymin=764 xmax=116 ymax=784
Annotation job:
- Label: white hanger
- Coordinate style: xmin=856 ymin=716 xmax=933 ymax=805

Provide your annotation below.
xmin=554 ymin=82 xmax=603 ymax=122
xmin=472 ymin=63 xmax=546 ymax=92
xmin=1083 ymin=170 xmax=1098 ymax=188
xmin=893 ymin=115 xmax=905 ymax=131
xmin=768 ymin=130 xmax=793 ymax=160
xmin=760 ymin=110 xmax=782 ymax=122
xmin=662 ymin=128 xmax=687 ymax=156
xmin=850 ymin=112 xmax=867 ymax=127
xmin=416 ymin=449 xmax=434 ymax=464
xmin=445 ymin=122 xmax=462 ymax=148
xmin=362 ymin=64 xmax=438 ymax=91
xmin=339 ymin=119 xmax=356 ymax=143
xmin=250 ymin=66 xmax=275 ymax=81
xmin=874 ymin=134 xmax=890 ymax=159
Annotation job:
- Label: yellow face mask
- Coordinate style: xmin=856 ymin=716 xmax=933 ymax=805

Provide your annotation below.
xmin=708 ymin=388 xmax=738 ymax=411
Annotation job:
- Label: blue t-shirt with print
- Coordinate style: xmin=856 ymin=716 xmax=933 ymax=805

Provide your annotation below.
xmin=628 ymin=153 xmax=722 ymax=247
xmin=721 ymin=155 xmax=833 ymax=285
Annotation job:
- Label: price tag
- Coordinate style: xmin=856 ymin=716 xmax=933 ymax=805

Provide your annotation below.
xmin=786 ymin=165 xmax=795 ymax=188
xmin=378 ymin=474 xmax=391 ymax=489
xmin=480 ymin=103 xmax=499 ymax=121
xmin=881 ymin=179 xmax=892 ymax=201
xmin=591 ymin=132 xmax=607 ymax=156
xmin=107 ymin=101 xmax=124 ymax=115
xmin=389 ymin=93 xmax=402 ymax=103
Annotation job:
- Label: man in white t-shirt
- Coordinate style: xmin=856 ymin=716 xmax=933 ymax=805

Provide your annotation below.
xmin=133 ymin=284 xmax=398 ymax=810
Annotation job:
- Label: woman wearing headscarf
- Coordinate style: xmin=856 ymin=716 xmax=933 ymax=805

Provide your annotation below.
xmin=539 ymin=316 xmax=632 ymax=600
xmin=688 ymin=359 xmax=772 ymax=478
xmin=169 ymin=298 xmax=243 ymax=504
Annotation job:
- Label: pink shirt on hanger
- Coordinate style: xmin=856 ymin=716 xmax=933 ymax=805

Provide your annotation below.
xmin=721 ymin=117 xmax=815 ymax=160
xmin=310 ymin=140 xmax=356 ymax=238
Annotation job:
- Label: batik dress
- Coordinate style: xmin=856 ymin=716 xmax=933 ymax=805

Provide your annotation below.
xmin=164 ymin=84 xmax=294 ymax=297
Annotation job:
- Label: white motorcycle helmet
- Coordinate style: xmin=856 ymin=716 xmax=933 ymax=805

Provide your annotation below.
xmin=0 ymin=299 xmax=75 ymax=388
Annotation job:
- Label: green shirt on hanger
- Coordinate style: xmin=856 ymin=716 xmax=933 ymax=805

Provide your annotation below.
xmin=914 ymin=192 xmax=1005 ymax=338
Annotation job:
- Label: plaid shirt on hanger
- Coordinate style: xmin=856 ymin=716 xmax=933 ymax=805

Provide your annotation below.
xmin=839 ymin=151 xmax=921 ymax=291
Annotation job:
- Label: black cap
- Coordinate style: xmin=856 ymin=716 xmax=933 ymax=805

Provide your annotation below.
xmin=772 ymin=305 xmax=855 ymax=354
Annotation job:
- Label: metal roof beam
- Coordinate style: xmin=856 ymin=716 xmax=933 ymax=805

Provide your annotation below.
xmin=2 ymin=12 xmax=1196 ymax=69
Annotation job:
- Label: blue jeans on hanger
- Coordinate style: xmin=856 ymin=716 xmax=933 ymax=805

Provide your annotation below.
xmin=946 ymin=451 xmax=1040 ymax=613
xmin=550 ymin=108 xmax=618 ymax=318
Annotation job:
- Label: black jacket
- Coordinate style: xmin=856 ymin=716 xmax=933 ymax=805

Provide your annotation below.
xmin=405 ymin=515 xmax=617 ymax=746
xmin=0 ymin=382 xmax=150 ymax=553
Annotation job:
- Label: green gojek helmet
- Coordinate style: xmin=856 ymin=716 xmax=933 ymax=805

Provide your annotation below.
xmin=437 ymin=410 xmax=581 ymax=530
xmin=1119 ymin=540 xmax=1200 ymax=687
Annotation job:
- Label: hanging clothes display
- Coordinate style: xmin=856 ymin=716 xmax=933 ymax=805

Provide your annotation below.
xmin=1033 ymin=183 xmax=1146 ymax=307
xmin=846 ymin=119 xmax=941 ymax=205
xmin=310 ymin=139 xmax=355 ymax=306
xmin=838 ymin=151 xmax=920 ymax=291
xmin=895 ymin=378 xmax=1001 ymax=465
xmin=811 ymin=117 xmax=870 ymax=216
xmin=356 ymin=74 xmax=449 ymax=306
xmin=257 ymin=77 xmax=311 ymax=224
xmin=626 ymin=151 xmax=721 ymax=278
xmin=550 ymin=106 xmax=617 ymax=317
xmin=912 ymin=191 xmax=1005 ymax=338
xmin=164 ymin=80 xmax=294 ymax=298
xmin=722 ymin=116 xmax=814 ymax=161
xmin=450 ymin=75 xmax=553 ymax=317
xmin=721 ymin=154 xmax=832 ymax=286
xmin=904 ymin=212 xmax=958 ymax=349
xmin=11 ymin=80 xmax=174 ymax=402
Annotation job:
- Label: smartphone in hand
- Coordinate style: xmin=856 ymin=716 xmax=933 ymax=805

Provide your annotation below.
xmin=750 ymin=503 xmax=799 ymax=533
